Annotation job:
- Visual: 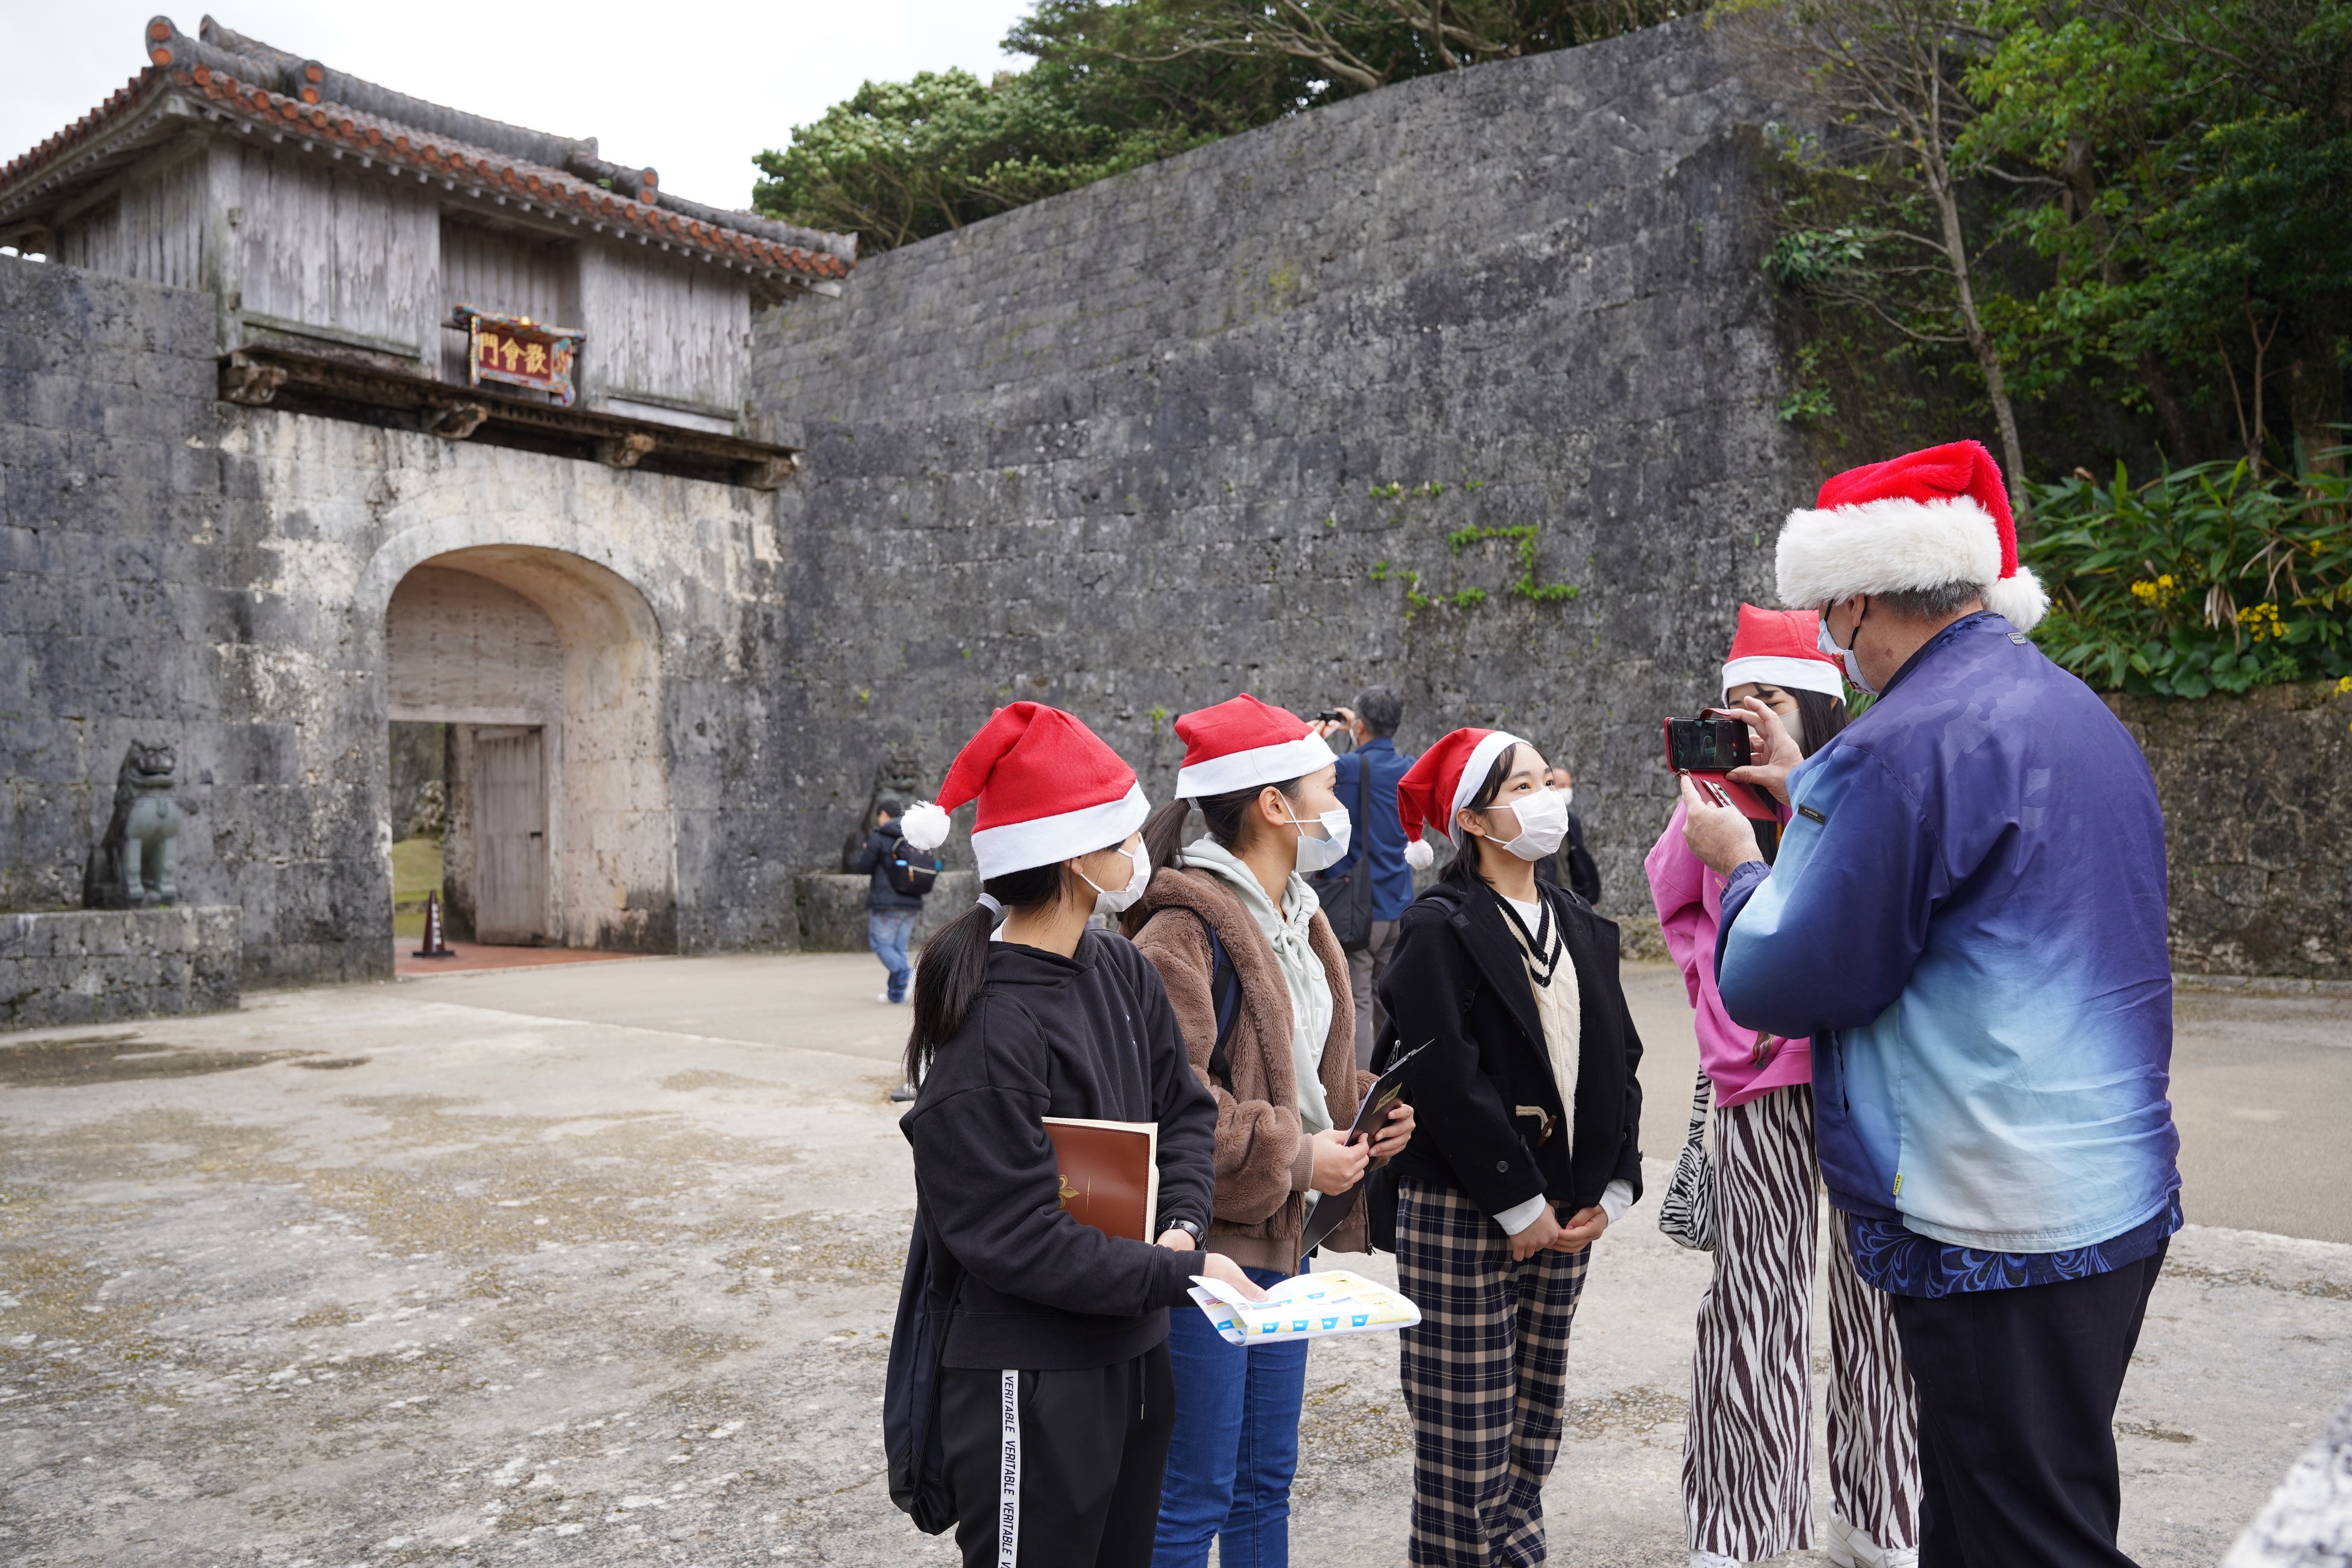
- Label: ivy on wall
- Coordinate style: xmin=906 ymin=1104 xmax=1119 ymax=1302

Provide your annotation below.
xmin=1364 ymin=480 xmax=1581 ymax=619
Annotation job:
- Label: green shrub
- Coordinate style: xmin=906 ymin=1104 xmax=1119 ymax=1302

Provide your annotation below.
xmin=2023 ymin=450 xmax=2352 ymax=698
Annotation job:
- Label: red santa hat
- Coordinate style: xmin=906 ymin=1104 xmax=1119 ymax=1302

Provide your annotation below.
xmin=897 ymin=702 xmax=1148 ymax=882
xmin=1394 ymin=727 xmax=1527 ymax=870
xmin=1172 ymin=694 xmax=1336 ymax=798
xmin=1775 ymin=439 xmax=2047 ymax=631
xmin=1721 ymin=603 xmax=1846 ymax=701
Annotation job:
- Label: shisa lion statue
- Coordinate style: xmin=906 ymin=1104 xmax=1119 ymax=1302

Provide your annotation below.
xmin=83 ymin=741 xmax=186 ymax=909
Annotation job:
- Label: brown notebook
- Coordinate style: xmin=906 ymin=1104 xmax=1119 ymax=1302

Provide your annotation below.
xmin=1041 ymin=1118 xmax=1160 ymax=1244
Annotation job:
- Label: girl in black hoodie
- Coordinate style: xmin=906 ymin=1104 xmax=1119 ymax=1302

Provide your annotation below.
xmin=895 ymin=703 xmax=1260 ymax=1568
xmin=1379 ymin=727 xmax=1646 ymax=1567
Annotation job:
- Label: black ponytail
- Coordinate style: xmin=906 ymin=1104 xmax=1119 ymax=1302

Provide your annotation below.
xmin=905 ymin=859 xmax=1067 ymax=1085
xmin=1438 ymin=742 xmax=1521 ymax=888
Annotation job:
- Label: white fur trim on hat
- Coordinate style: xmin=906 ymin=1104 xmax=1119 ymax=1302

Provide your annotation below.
xmin=1721 ymin=655 xmax=1847 ymax=702
xmin=1982 ymin=566 xmax=2050 ymax=633
xmin=1777 ymin=496 xmax=2003 ymax=612
xmin=1175 ymin=733 xmax=1337 ymax=799
xmin=897 ymin=800 xmax=952 ymax=852
xmin=1404 ymin=836 xmax=1434 ymax=870
xmin=967 ymin=780 xmax=1149 ymax=882
xmin=1450 ymin=731 xmax=1525 ymax=826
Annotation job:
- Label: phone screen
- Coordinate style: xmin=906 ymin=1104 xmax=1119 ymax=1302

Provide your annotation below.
xmin=1662 ymin=716 xmax=1752 ymax=773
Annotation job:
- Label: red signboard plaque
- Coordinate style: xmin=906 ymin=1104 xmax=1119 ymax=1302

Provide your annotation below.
xmin=453 ymin=306 xmax=584 ymax=406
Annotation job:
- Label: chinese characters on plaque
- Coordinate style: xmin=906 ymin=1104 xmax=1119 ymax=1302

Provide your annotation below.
xmin=452 ymin=306 xmax=584 ymax=406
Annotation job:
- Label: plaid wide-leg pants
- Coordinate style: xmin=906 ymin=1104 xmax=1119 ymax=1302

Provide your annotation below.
xmin=1395 ymin=1178 xmax=1590 ymax=1567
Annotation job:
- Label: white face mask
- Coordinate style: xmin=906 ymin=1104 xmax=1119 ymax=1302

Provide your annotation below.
xmin=1282 ymin=805 xmax=1353 ymax=874
xmin=1079 ymin=841 xmax=1150 ymax=916
xmin=1552 ymin=784 xmax=1573 ymax=810
xmin=1819 ymin=603 xmax=1877 ymax=695
xmin=1478 ymin=785 xmax=1569 ymax=861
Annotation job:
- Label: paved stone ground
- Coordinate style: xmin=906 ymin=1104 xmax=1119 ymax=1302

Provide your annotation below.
xmin=2 ymin=954 xmax=2348 ymax=1567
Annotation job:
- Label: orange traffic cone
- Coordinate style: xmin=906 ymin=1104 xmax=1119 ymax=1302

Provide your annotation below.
xmin=413 ymin=891 xmax=457 ymax=958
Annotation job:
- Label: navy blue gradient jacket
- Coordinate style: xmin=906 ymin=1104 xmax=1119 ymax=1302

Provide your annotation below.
xmin=1716 ymin=613 xmax=2180 ymax=1254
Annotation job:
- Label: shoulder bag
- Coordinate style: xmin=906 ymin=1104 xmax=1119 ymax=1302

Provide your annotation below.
xmin=1655 ymin=1067 xmax=1718 ymax=1251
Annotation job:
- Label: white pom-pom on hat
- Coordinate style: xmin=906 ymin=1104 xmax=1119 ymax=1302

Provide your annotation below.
xmin=898 ymin=800 xmax=952 ymax=852
xmin=1404 ymin=836 xmax=1434 ymax=871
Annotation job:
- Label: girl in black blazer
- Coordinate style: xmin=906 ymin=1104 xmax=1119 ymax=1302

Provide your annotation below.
xmin=1377 ymin=727 xmax=1645 ymax=1567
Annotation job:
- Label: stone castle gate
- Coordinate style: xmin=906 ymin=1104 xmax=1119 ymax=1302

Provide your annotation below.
xmin=383 ymin=546 xmax=672 ymax=950
xmin=0 ymin=14 xmax=839 ymax=987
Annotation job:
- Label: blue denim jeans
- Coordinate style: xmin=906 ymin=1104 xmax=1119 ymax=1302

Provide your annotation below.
xmin=1153 ymin=1264 xmax=1307 ymax=1568
xmin=868 ymin=909 xmax=917 ymax=1002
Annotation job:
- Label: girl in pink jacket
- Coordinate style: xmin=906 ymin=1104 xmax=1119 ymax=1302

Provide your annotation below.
xmin=1645 ymin=605 xmax=1921 ymax=1568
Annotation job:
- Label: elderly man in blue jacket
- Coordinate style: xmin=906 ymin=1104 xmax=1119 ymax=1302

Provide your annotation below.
xmin=1680 ymin=441 xmax=2180 ymax=1568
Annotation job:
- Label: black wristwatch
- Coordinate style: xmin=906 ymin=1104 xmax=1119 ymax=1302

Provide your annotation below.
xmin=1165 ymin=1219 xmax=1202 ymax=1242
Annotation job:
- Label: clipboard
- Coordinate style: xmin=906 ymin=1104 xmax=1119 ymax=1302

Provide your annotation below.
xmin=1297 ymin=1042 xmax=1426 ymax=1256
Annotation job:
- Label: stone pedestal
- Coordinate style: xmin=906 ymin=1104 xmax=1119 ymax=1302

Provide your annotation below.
xmin=0 ymin=908 xmax=240 ymax=1032
xmin=792 ymin=873 xmax=978 ymax=954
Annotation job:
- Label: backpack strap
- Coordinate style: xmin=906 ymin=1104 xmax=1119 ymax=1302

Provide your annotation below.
xmin=1178 ymin=906 xmax=1242 ymax=1090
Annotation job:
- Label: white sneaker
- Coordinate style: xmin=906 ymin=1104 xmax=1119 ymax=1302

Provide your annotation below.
xmin=1826 ymin=1514 xmax=1915 ymax=1568
xmin=877 ymin=990 xmax=903 ymax=1004
xmin=1690 ymin=1553 xmax=1743 ymax=1568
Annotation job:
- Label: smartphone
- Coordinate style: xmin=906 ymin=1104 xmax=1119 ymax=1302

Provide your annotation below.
xmin=1661 ymin=714 xmax=1753 ymax=774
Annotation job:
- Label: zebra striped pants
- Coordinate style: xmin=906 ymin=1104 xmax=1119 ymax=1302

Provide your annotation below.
xmin=1683 ymin=1084 xmax=1921 ymax=1561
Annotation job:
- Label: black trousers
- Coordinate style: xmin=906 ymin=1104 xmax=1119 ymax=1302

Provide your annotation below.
xmin=939 ymin=1341 xmax=1175 ymax=1568
xmin=1889 ymin=1241 xmax=2167 ymax=1568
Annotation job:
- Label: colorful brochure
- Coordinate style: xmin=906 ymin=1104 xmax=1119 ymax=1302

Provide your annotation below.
xmin=1186 ymin=1268 xmax=1421 ymax=1346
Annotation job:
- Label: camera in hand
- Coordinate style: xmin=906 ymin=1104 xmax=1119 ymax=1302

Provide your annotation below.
xmin=1661 ymin=710 xmax=1780 ymax=842
xmin=1314 ymin=710 xmax=1348 ymax=724
xmin=1662 ymin=713 xmax=1753 ymax=774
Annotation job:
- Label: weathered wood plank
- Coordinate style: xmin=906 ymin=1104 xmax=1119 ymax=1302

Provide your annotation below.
xmin=238 ymin=144 xmax=436 ymax=357
xmin=579 ymin=244 xmax=748 ymax=417
xmin=55 ymin=141 xmax=210 ymax=291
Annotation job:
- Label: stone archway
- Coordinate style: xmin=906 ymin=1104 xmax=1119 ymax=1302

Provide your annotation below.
xmin=384 ymin=545 xmax=675 ymax=952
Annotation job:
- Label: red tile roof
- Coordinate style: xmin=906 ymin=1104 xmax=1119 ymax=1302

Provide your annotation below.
xmin=0 ymin=33 xmax=851 ymax=285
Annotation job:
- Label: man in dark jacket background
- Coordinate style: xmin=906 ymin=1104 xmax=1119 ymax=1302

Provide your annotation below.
xmin=1315 ymin=686 xmax=1418 ymax=1068
xmin=852 ymin=799 xmax=926 ymax=1006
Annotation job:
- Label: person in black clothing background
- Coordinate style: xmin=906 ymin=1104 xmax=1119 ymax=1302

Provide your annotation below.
xmin=894 ymin=703 xmax=1261 ymax=1568
xmin=1380 ymin=727 xmax=1645 ymax=1567
xmin=852 ymin=798 xmax=929 ymax=1006
xmin=1531 ymin=763 xmax=1602 ymax=906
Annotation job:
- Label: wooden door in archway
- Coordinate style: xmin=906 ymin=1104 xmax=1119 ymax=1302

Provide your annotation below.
xmin=474 ymin=726 xmax=547 ymax=943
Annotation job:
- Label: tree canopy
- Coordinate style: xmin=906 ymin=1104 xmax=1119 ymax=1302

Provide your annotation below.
xmin=752 ymin=0 xmax=1695 ymax=251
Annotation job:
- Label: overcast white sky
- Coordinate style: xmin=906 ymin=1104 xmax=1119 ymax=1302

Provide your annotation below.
xmin=1 ymin=1 xmax=1038 ymax=212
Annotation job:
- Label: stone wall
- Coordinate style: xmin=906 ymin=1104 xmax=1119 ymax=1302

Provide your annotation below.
xmin=0 ymin=256 xmax=801 ymax=983
xmin=0 ymin=907 xmax=239 ymax=1031
xmin=792 ymin=871 xmax=979 ymax=953
xmin=2109 ymin=683 xmax=2352 ymax=979
xmin=752 ymin=18 xmax=1805 ymax=917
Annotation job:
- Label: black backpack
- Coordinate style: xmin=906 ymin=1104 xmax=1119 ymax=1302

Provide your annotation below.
xmin=1312 ymin=760 xmax=1376 ymax=952
xmin=885 ymin=840 xmax=941 ymax=897
xmin=884 ymin=1210 xmax=962 ymax=1534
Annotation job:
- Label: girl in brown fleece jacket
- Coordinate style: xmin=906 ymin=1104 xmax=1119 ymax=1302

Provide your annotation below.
xmin=1123 ymin=694 xmax=1415 ymax=1568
